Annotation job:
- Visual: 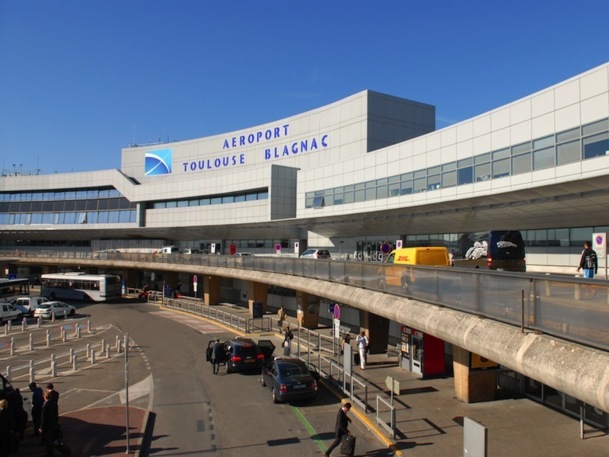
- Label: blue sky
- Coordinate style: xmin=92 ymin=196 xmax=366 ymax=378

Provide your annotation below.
xmin=1 ymin=1 xmax=608 ymax=174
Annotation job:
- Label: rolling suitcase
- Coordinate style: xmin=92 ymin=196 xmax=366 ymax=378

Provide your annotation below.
xmin=54 ymin=440 xmax=72 ymax=456
xmin=340 ymin=434 xmax=356 ymax=457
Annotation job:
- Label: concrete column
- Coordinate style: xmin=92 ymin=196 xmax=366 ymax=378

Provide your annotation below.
xmin=296 ymin=291 xmax=319 ymax=329
xmin=359 ymin=309 xmax=389 ymax=354
xmin=453 ymin=346 xmax=498 ymax=403
xmin=247 ymin=281 xmax=267 ymax=315
xmin=122 ymin=269 xmax=139 ymax=290
xmin=203 ymin=275 xmax=222 ymax=306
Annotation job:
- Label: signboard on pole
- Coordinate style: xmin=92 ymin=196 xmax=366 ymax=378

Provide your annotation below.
xmin=593 ymin=233 xmax=606 ymax=258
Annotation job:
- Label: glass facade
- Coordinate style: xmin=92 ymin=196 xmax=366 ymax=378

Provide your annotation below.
xmin=306 ymin=117 xmax=609 ymax=208
xmin=0 ymin=187 xmax=136 ymax=226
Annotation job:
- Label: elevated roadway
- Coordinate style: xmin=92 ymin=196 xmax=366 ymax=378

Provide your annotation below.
xmin=4 ymin=250 xmax=609 ymax=414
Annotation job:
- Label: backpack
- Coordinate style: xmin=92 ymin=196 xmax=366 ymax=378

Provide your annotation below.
xmin=586 ymin=250 xmax=597 ymax=269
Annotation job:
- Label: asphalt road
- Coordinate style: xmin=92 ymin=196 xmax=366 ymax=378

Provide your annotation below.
xmin=1 ymin=299 xmax=391 ymax=456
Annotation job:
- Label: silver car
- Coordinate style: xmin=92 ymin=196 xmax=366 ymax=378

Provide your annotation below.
xmin=33 ymin=301 xmax=76 ymax=319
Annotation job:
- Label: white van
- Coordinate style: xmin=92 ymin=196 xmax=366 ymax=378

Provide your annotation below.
xmin=13 ymin=296 xmax=49 ymax=315
xmin=161 ymin=246 xmax=179 ymax=254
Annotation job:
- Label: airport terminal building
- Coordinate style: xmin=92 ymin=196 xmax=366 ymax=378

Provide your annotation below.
xmin=1 ymin=62 xmax=609 ymax=274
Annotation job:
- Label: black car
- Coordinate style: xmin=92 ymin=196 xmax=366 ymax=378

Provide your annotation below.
xmin=224 ymin=337 xmax=265 ymax=373
xmin=260 ymin=357 xmax=318 ymax=403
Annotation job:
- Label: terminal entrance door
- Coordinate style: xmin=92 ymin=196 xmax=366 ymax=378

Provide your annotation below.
xmin=400 ymin=325 xmax=445 ymax=377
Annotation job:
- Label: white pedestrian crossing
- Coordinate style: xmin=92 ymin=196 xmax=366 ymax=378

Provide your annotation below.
xmin=151 ymin=311 xmax=225 ymax=334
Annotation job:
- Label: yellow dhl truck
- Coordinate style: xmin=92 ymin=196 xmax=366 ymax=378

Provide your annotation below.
xmin=378 ymin=247 xmax=450 ymax=290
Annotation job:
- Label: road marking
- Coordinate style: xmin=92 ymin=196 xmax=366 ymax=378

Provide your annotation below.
xmin=291 ymin=405 xmax=328 ymax=454
xmin=151 ymin=311 xmax=225 ymax=334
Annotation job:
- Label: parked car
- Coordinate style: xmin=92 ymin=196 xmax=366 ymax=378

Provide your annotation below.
xmin=11 ymin=296 xmax=49 ymax=316
xmin=300 ymin=249 xmax=331 ymax=259
xmin=33 ymin=301 xmax=76 ymax=319
xmin=0 ymin=302 xmax=23 ymax=323
xmin=260 ymin=357 xmax=318 ymax=403
xmin=224 ymin=337 xmax=265 ymax=373
xmin=234 ymin=252 xmax=253 ymax=256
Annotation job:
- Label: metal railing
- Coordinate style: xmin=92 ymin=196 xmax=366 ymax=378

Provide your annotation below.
xmin=6 ymin=249 xmax=609 ymax=351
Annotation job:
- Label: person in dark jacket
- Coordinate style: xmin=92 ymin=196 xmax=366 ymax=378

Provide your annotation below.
xmin=0 ymin=399 xmax=16 ymax=457
xmin=40 ymin=390 xmax=59 ymax=457
xmin=29 ymin=382 xmax=44 ymax=435
xmin=577 ymin=241 xmax=598 ymax=279
xmin=323 ymin=402 xmax=352 ymax=457
xmin=211 ymin=339 xmax=225 ymax=375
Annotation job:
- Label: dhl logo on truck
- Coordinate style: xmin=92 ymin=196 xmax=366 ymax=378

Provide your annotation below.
xmin=396 ymin=255 xmax=411 ymax=262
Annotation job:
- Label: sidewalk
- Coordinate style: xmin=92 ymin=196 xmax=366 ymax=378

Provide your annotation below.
xmin=15 ymin=406 xmax=148 ymax=456
xmin=217 ymin=303 xmax=609 ymax=457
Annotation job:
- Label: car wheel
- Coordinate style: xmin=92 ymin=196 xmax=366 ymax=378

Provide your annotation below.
xmin=272 ymin=388 xmax=279 ymax=404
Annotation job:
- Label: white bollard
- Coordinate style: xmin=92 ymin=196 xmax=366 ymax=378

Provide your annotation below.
xmin=51 ymin=360 xmax=56 ymax=377
xmin=62 ymin=328 xmax=66 ymax=343
xmin=72 ymin=355 xmax=78 ymax=371
xmin=37 ymin=317 xmax=41 ymax=329
xmin=87 ymin=320 xmax=91 ymax=333
xmin=4 ymin=324 xmax=7 ymax=336
xmin=117 ymin=339 xmax=122 ymax=354
xmin=76 ymin=326 xmax=81 ymax=339
xmin=21 ymin=320 xmax=26 ymax=332
xmin=91 ymin=350 xmax=96 ymax=364
xmin=86 ymin=343 xmax=91 ymax=358
xmin=6 ymin=321 xmax=11 ymax=333
xmin=5 ymin=366 xmax=10 ymax=379
xmin=9 ymin=338 xmax=14 ymax=356
xmin=29 ymin=334 xmax=33 ymax=351
xmin=46 ymin=330 xmax=51 ymax=347
xmin=105 ymin=345 xmax=110 ymax=358
xmin=51 ymin=313 xmax=55 ymax=322
xmin=69 ymin=348 xmax=74 ymax=363
xmin=29 ymin=366 xmax=34 ymax=383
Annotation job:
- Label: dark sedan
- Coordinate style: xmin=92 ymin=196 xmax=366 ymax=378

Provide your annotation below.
xmin=224 ymin=337 xmax=265 ymax=373
xmin=260 ymin=358 xmax=318 ymax=403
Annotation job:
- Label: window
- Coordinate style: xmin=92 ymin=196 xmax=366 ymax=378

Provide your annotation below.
xmin=533 ymin=147 xmax=555 ymax=170
xmin=312 ymin=196 xmax=324 ymax=208
xmin=557 ymin=140 xmax=581 ymax=165
xmin=492 ymin=158 xmax=510 ymax=178
xmin=457 ymin=166 xmax=473 ymax=185
xmin=512 ymin=153 xmax=531 ymax=175
xmin=474 ymin=163 xmax=491 ymax=181
xmin=583 ymin=132 xmax=609 ymax=160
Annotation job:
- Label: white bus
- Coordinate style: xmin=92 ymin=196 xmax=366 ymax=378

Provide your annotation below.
xmin=40 ymin=272 xmax=122 ymax=302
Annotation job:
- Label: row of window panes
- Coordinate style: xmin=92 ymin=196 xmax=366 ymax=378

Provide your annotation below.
xmin=402 ymin=226 xmax=609 ymax=249
xmin=0 ymin=188 xmax=123 ymax=202
xmin=224 ymin=239 xmax=292 ymax=249
xmin=0 ymin=210 xmax=136 ymax=225
xmin=152 ymin=190 xmax=268 ymax=209
xmin=306 ymin=118 xmax=609 ymax=208
xmin=0 ymin=198 xmax=135 ymax=213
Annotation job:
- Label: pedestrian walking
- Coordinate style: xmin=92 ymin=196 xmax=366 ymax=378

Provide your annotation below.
xmin=29 ymin=382 xmax=44 ymax=435
xmin=577 ymin=240 xmax=598 ymax=296
xmin=0 ymin=399 xmax=15 ymax=457
xmin=211 ymin=339 xmax=225 ymax=375
xmin=277 ymin=305 xmax=287 ymax=334
xmin=283 ymin=326 xmax=294 ymax=356
xmin=356 ymin=331 xmax=369 ymax=369
xmin=323 ymin=402 xmax=352 ymax=457
xmin=40 ymin=389 xmax=59 ymax=457
xmin=340 ymin=333 xmax=351 ymax=355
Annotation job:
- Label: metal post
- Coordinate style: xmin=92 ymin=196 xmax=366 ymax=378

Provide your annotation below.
xmin=125 ymin=332 xmax=130 ymax=453
xmin=29 ymin=333 xmax=33 ymax=351
xmin=29 ymin=360 xmax=35 ymax=383
xmin=46 ymin=330 xmax=51 ymax=347
xmin=10 ymin=338 xmax=14 ymax=356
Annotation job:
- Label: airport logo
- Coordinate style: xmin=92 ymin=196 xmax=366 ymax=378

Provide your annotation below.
xmin=145 ymin=148 xmax=173 ymax=176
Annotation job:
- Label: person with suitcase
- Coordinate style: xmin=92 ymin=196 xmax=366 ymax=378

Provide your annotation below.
xmin=324 ymin=402 xmax=352 ymax=457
